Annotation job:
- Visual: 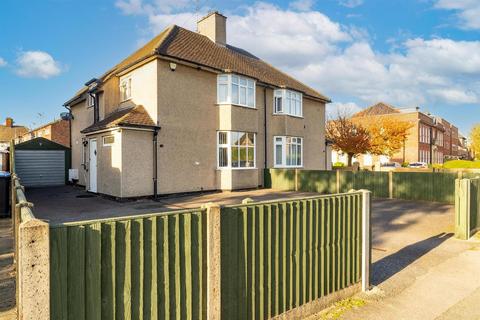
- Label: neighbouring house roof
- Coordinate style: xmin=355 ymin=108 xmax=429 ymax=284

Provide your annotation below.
xmin=352 ymin=102 xmax=400 ymax=117
xmin=66 ymin=25 xmax=330 ymax=105
xmin=0 ymin=125 xmax=28 ymax=143
xmin=81 ymin=105 xmax=158 ymax=134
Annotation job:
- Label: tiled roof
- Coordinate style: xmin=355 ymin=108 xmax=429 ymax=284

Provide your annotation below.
xmin=0 ymin=125 xmax=28 ymax=142
xmin=352 ymin=102 xmax=400 ymax=117
xmin=81 ymin=105 xmax=157 ymax=134
xmin=67 ymin=25 xmax=330 ymax=104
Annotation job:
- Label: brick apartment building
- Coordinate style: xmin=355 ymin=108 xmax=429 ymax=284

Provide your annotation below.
xmin=16 ymin=119 xmax=70 ymax=148
xmin=333 ymin=102 xmax=465 ymax=166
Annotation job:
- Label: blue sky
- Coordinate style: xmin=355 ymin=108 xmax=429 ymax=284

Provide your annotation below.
xmin=1 ymin=0 xmax=479 ymax=135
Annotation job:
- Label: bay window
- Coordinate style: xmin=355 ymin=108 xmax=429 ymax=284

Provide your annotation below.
xmin=273 ymin=89 xmax=302 ymax=117
xmin=217 ymin=74 xmax=256 ymax=108
xmin=274 ymin=136 xmax=303 ymax=168
xmin=217 ymin=131 xmax=256 ymax=169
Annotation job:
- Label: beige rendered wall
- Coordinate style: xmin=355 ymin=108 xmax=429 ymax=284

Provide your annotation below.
xmin=119 ymin=60 xmax=158 ymax=124
xmin=121 ymin=129 xmax=154 ymax=197
xmin=90 ymin=130 xmax=122 ymax=197
xmin=156 ymin=60 xmax=218 ymax=194
xmin=70 ymin=100 xmax=93 ymax=186
xmin=267 ymin=94 xmax=327 ymax=170
xmin=156 ymin=58 xmax=326 ymax=194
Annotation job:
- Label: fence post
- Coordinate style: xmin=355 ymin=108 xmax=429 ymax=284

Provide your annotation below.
xmin=204 ymin=202 xmax=221 ymax=320
xmin=336 ymin=170 xmax=340 ymax=193
xmin=17 ymin=218 xmax=50 ymax=320
xmin=361 ymin=190 xmax=372 ymax=292
xmin=388 ymin=171 xmax=393 ymax=199
xmin=455 ymin=179 xmax=471 ymax=240
xmin=294 ymin=169 xmax=299 ymax=191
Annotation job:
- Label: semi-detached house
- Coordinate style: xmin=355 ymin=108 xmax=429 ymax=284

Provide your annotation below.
xmin=64 ymin=12 xmax=331 ymax=198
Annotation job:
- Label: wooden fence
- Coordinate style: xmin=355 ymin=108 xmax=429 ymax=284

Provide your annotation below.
xmin=49 ymin=209 xmax=208 ymax=320
xmin=220 ymin=192 xmax=370 ymax=319
xmin=265 ymin=169 xmax=471 ymax=204
xmin=10 ymin=140 xmax=50 ymax=320
xmin=455 ymin=177 xmax=480 ymax=240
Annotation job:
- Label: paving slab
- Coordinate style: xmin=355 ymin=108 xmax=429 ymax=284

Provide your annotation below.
xmin=322 ymin=199 xmax=480 ymax=320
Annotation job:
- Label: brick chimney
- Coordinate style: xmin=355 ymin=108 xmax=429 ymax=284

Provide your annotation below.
xmin=5 ymin=117 xmax=13 ymax=127
xmin=197 ymin=11 xmax=227 ymax=46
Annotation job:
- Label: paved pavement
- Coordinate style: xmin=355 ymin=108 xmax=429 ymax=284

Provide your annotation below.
xmin=323 ymin=199 xmax=480 ymax=320
xmin=26 ymin=185 xmax=318 ymax=224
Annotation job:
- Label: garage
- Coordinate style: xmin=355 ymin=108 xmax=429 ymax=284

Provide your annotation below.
xmin=14 ymin=137 xmax=70 ymax=187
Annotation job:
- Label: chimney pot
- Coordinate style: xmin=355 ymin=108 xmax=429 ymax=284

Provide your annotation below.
xmin=197 ymin=11 xmax=227 ymax=46
xmin=5 ymin=118 xmax=13 ymax=127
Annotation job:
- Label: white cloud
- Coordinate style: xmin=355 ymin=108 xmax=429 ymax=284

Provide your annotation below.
xmin=117 ymin=2 xmax=480 ymax=108
xmin=338 ymin=0 xmax=363 ymax=8
xmin=290 ymin=0 xmax=315 ymax=12
xmin=435 ymin=0 xmax=480 ymax=30
xmin=0 ymin=57 xmax=6 ymax=67
xmin=15 ymin=51 xmax=62 ymax=79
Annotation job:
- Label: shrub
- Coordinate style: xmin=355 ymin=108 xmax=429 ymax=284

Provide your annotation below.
xmin=333 ymin=162 xmax=345 ymax=167
xmin=401 ymin=162 xmax=409 ymax=167
xmin=443 ymin=160 xmax=480 ymax=169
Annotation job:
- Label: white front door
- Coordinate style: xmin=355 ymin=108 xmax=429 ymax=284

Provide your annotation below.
xmin=89 ymin=139 xmax=97 ymax=193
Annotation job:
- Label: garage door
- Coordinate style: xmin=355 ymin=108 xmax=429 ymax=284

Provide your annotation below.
xmin=15 ymin=150 xmax=65 ymax=187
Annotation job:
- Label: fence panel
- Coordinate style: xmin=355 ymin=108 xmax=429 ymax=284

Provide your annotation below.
xmin=298 ymin=170 xmax=337 ymax=194
xmin=220 ymin=193 xmax=364 ymax=320
xmin=49 ymin=209 xmax=207 ymax=320
xmin=265 ymin=169 xmax=296 ymax=190
xmin=393 ymin=172 xmax=456 ymax=203
xmin=470 ymin=179 xmax=480 ymax=235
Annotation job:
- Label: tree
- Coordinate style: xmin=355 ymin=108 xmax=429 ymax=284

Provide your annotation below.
xmin=326 ymin=115 xmax=371 ymax=166
xmin=471 ymin=124 xmax=480 ymax=160
xmin=362 ymin=118 xmax=413 ymax=158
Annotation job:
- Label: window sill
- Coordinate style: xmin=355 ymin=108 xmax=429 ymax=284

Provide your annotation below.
xmin=217 ymin=103 xmax=257 ymax=110
xmin=217 ymin=167 xmax=258 ymax=171
xmin=272 ymin=113 xmax=304 ymax=119
xmin=273 ymin=166 xmax=304 ymax=169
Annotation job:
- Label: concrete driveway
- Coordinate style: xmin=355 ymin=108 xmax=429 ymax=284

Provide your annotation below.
xmin=313 ymin=199 xmax=480 ymax=320
xmin=26 ymin=185 xmax=318 ymax=224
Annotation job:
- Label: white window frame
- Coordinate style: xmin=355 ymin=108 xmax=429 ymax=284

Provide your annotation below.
xmin=273 ymin=89 xmax=303 ymax=117
xmin=103 ymin=135 xmax=115 ymax=147
xmin=120 ymin=76 xmax=132 ymax=102
xmin=273 ymin=136 xmax=303 ymax=168
xmin=217 ymin=74 xmax=256 ymax=108
xmin=217 ymin=131 xmax=256 ymax=169
xmin=87 ymin=94 xmax=95 ymax=108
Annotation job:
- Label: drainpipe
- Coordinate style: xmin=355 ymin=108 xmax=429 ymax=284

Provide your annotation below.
xmin=153 ymin=128 xmax=159 ymax=200
xmin=264 ymin=87 xmax=268 ymax=169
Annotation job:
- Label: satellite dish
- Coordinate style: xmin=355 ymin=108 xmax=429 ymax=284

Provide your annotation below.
xmin=60 ymin=112 xmax=73 ymax=120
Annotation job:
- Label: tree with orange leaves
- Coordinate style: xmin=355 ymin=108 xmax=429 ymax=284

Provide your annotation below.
xmin=362 ymin=118 xmax=413 ymax=158
xmin=326 ymin=115 xmax=371 ymax=166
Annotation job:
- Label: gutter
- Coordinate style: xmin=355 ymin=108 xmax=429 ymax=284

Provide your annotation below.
xmin=264 ymin=87 xmax=268 ymax=169
xmin=153 ymin=128 xmax=160 ymax=200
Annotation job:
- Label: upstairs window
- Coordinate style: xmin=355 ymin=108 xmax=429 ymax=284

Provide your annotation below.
xmin=217 ymin=131 xmax=256 ymax=169
xmin=274 ymin=89 xmax=302 ymax=117
xmin=120 ymin=77 xmax=132 ymax=102
xmin=217 ymin=74 xmax=255 ymax=108
xmin=87 ymin=94 xmax=95 ymax=108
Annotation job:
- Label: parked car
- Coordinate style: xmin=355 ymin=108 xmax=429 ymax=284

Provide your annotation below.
xmin=381 ymin=162 xmax=401 ymax=168
xmin=408 ymin=162 xmax=428 ymax=168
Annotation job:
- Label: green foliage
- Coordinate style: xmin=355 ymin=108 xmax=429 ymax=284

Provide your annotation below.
xmin=443 ymin=160 xmax=480 ymax=169
xmin=333 ymin=162 xmax=345 ymax=167
xmin=432 ymin=163 xmax=443 ymax=169
xmin=316 ymin=298 xmax=367 ymax=320
xmin=401 ymin=162 xmax=409 ymax=167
